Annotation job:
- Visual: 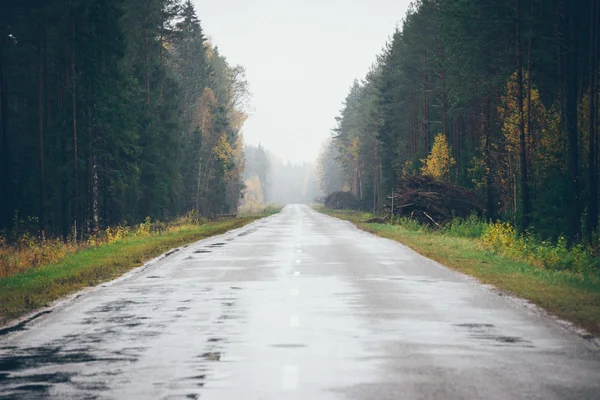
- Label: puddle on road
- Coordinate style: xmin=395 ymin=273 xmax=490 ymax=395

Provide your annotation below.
xmin=164 ymin=248 xmax=180 ymax=257
xmin=193 ymin=250 xmax=211 ymax=254
xmin=454 ymin=323 xmax=533 ymax=347
xmin=147 ymin=276 xmax=162 ymax=279
xmin=269 ymin=344 xmax=307 ymax=349
xmin=217 ymin=314 xmax=238 ymax=321
xmin=184 ymin=373 xmax=207 ymax=389
xmin=236 ymin=228 xmax=257 ymax=237
xmin=0 ymin=311 xmax=52 ymax=337
xmin=455 ymin=323 xmax=495 ymax=329
xmin=199 ymin=352 xmax=221 ymax=361
xmin=92 ymin=300 xmax=139 ymax=314
xmin=0 ymin=344 xmax=133 ymax=397
xmin=208 ymin=243 xmax=226 ymax=248
xmin=207 ymin=338 xmax=224 ymax=343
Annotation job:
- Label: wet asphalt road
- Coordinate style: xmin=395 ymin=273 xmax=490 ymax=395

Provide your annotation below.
xmin=1 ymin=204 xmax=600 ymax=399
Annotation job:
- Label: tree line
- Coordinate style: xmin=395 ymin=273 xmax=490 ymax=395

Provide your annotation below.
xmin=0 ymin=0 xmax=249 ymax=240
xmin=319 ymin=0 xmax=599 ymax=241
xmin=244 ymin=143 xmax=320 ymax=206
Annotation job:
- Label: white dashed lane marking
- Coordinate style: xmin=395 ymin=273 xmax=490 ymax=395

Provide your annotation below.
xmin=282 ymin=365 xmax=299 ymax=390
xmin=289 ymin=315 xmax=300 ymax=328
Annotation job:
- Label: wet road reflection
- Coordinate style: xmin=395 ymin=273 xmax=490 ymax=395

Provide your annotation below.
xmin=0 ymin=205 xmax=599 ymax=399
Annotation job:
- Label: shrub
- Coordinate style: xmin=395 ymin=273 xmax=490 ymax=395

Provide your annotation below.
xmin=481 ymin=221 xmax=600 ymax=274
xmin=445 ymin=214 xmax=489 ymax=238
xmin=392 ymin=216 xmax=423 ymax=231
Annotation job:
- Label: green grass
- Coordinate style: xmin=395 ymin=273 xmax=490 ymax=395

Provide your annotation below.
xmin=0 ymin=216 xmax=265 ymax=325
xmin=319 ymin=208 xmax=600 ymax=337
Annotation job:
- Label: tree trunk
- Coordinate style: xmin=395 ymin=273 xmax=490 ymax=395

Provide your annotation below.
xmin=562 ymin=0 xmax=581 ymax=239
xmin=441 ymin=71 xmax=447 ymax=135
xmin=38 ymin=31 xmax=46 ymax=239
xmin=422 ymin=67 xmax=430 ymax=155
xmin=0 ymin=32 xmax=9 ymax=231
xmin=89 ymin=110 xmax=99 ymax=234
xmin=485 ymin=98 xmax=496 ymax=220
xmin=516 ymin=0 xmax=531 ymax=231
xmin=72 ymin=21 xmax=80 ymax=241
xmin=588 ymin=0 xmax=599 ymax=235
xmin=196 ymin=146 xmax=202 ymax=212
xmin=145 ymin=25 xmax=151 ymax=115
xmin=526 ymin=0 xmax=534 ymax=174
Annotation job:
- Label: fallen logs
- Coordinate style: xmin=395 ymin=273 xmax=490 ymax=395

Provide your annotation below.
xmin=324 ymin=191 xmax=360 ymax=210
xmin=386 ymin=174 xmax=485 ymax=225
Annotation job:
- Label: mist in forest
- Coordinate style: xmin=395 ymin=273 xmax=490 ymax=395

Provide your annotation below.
xmin=241 ymin=145 xmax=321 ymax=210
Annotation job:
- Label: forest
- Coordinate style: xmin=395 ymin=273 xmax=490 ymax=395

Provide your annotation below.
xmin=242 ymin=143 xmax=319 ymax=210
xmin=319 ymin=0 xmax=600 ymax=242
xmin=0 ymin=0 xmax=249 ymax=241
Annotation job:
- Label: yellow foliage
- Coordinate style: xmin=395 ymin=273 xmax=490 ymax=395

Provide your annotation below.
xmin=239 ymin=175 xmax=264 ymax=213
xmin=0 ymin=215 xmax=213 ymax=279
xmin=105 ymin=225 xmax=130 ymax=244
xmin=214 ymin=134 xmax=233 ymax=165
xmin=421 ymin=133 xmax=455 ymax=180
xmin=481 ymin=221 xmax=517 ymax=252
xmin=134 ymin=217 xmax=152 ymax=238
xmin=495 ymin=71 xmax=564 ymax=216
xmin=194 ymin=88 xmax=218 ymax=137
xmin=0 ymin=235 xmax=83 ymax=278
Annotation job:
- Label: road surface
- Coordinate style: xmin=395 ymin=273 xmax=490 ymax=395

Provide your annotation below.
xmin=1 ymin=204 xmax=599 ymax=399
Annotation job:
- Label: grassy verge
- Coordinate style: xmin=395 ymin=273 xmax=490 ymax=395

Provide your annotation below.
xmin=0 ymin=215 xmax=270 ymax=325
xmin=319 ymin=208 xmax=600 ymax=337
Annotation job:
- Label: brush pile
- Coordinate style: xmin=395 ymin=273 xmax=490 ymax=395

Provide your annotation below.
xmin=386 ymin=174 xmax=484 ymax=226
xmin=324 ymin=191 xmax=359 ymax=210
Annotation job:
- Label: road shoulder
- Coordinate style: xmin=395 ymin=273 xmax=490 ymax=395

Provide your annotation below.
xmin=0 ymin=216 xmax=270 ymax=328
xmin=317 ymin=208 xmax=600 ymax=343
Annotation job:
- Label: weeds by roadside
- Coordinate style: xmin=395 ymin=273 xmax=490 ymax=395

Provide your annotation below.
xmin=0 ymin=210 xmax=277 ymax=324
xmin=387 ymin=212 xmax=600 ymax=281
xmin=0 ymin=208 xmax=279 ymax=281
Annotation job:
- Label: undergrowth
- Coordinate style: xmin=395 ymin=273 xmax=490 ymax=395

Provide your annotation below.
xmin=0 ymin=209 xmax=272 ymax=280
xmin=392 ymin=213 xmax=599 ymax=278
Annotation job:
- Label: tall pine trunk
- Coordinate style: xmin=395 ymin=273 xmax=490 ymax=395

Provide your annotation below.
xmin=38 ymin=31 xmax=46 ymax=239
xmin=0 ymin=30 xmax=10 ymax=231
xmin=516 ymin=0 xmax=531 ymax=230
xmin=145 ymin=24 xmax=151 ymax=114
xmin=422 ymin=65 xmax=430 ymax=155
xmin=588 ymin=0 xmax=599 ymax=236
xmin=526 ymin=0 xmax=534 ymax=178
xmin=558 ymin=0 xmax=581 ymax=239
xmin=485 ymin=98 xmax=496 ymax=220
xmin=72 ymin=20 xmax=80 ymax=241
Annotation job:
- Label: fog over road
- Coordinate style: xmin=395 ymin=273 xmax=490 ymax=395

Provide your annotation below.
xmin=1 ymin=205 xmax=599 ymax=399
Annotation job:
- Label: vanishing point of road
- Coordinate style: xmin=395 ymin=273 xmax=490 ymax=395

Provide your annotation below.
xmin=1 ymin=205 xmax=599 ymax=399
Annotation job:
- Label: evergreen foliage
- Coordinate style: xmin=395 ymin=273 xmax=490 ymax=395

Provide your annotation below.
xmin=322 ymin=0 xmax=600 ymax=243
xmin=0 ymin=0 xmax=249 ymax=240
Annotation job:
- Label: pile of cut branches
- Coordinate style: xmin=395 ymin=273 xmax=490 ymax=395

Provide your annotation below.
xmin=324 ymin=191 xmax=359 ymax=210
xmin=386 ymin=174 xmax=484 ymax=226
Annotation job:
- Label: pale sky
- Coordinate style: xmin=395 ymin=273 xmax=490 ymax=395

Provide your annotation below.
xmin=194 ymin=0 xmax=412 ymax=163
